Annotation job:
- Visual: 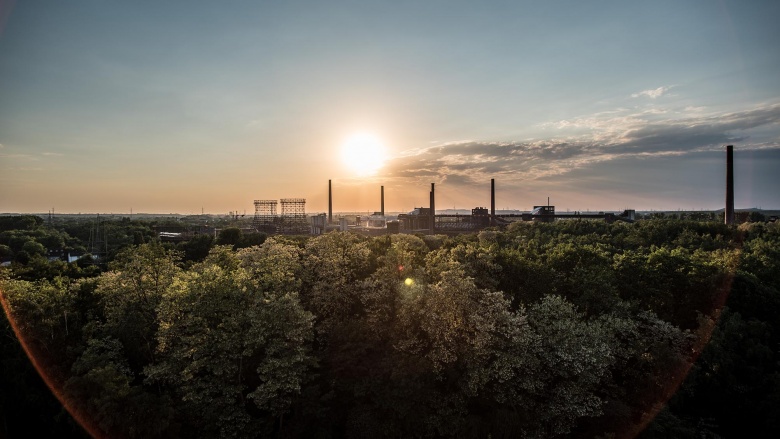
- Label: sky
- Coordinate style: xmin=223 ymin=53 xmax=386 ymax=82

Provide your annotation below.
xmin=1 ymin=0 xmax=779 ymax=214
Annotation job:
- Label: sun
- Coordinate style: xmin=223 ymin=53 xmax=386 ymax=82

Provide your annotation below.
xmin=341 ymin=132 xmax=386 ymax=176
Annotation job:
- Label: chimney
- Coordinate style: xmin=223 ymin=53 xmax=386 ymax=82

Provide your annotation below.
xmin=430 ymin=183 xmax=435 ymax=232
xmin=725 ymin=145 xmax=734 ymax=225
xmin=491 ymin=178 xmax=495 ymax=224
xmin=328 ymin=179 xmax=333 ymax=223
xmin=381 ymin=185 xmax=385 ymax=217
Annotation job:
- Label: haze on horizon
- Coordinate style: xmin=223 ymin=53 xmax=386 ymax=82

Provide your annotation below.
xmin=1 ymin=0 xmax=779 ymax=215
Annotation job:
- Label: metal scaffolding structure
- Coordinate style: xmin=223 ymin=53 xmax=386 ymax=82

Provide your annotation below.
xmin=253 ymin=200 xmax=278 ymax=233
xmin=280 ymin=198 xmax=307 ymax=234
xmin=88 ymin=214 xmax=108 ymax=259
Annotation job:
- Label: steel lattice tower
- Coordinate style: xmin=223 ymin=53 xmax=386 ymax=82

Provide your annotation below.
xmin=253 ymin=200 xmax=278 ymax=233
xmin=280 ymin=198 xmax=307 ymax=234
xmin=88 ymin=214 xmax=108 ymax=261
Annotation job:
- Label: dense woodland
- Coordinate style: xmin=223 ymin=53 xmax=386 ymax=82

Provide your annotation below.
xmin=1 ymin=216 xmax=779 ymax=438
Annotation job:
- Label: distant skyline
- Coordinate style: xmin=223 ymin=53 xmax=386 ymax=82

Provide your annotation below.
xmin=1 ymin=0 xmax=779 ymax=214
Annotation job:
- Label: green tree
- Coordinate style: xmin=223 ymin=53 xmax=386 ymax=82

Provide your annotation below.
xmin=0 ymin=244 xmax=12 ymax=260
xmin=64 ymin=337 xmax=175 ymax=439
xmin=0 ymin=276 xmax=84 ymax=367
xmin=300 ymin=232 xmax=372 ymax=336
xmin=61 ymin=243 xmax=182 ymax=438
xmin=95 ymin=243 xmax=181 ymax=371
xmin=482 ymin=295 xmax=618 ymax=438
xmin=22 ymin=240 xmax=47 ymax=257
xmin=147 ymin=247 xmax=313 ymax=437
xmin=237 ymin=231 xmax=267 ymax=249
xmin=216 ymin=227 xmax=242 ymax=247
xmin=0 ymin=283 xmax=85 ymax=438
xmin=178 ymin=233 xmax=214 ymax=263
xmin=237 ymin=237 xmax=301 ymax=294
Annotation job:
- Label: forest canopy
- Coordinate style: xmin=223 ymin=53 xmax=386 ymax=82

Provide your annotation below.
xmin=1 ymin=218 xmax=779 ymax=438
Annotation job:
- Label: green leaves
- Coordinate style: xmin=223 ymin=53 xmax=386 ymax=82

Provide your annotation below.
xmin=148 ymin=246 xmax=313 ymax=437
xmin=3 ymin=219 xmax=777 ymax=438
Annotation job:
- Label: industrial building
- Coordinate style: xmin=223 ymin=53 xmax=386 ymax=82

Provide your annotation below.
xmin=250 ymin=144 xmax=737 ymax=236
xmin=252 ymin=198 xmax=308 ymax=235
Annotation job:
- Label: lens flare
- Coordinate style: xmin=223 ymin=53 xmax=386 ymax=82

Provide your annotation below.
xmin=0 ymin=288 xmax=102 ymax=438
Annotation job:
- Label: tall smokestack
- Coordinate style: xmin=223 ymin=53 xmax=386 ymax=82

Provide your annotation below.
xmin=430 ymin=183 xmax=435 ymax=232
xmin=381 ymin=186 xmax=385 ymax=217
xmin=491 ymin=178 xmax=495 ymax=224
xmin=725 ymin=145 xmax=734 ymax=225
xmin=328 ymin=179 xmax=333 ymax=224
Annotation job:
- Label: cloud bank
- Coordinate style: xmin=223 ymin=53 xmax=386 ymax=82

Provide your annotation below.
xmin=382 ymin=103 xmax=780 ymax=186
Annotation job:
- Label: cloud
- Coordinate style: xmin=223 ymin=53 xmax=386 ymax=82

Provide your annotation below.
xmin=631 ymin=86 xmax=674 ymax=99
xmin=0 ymin=153 xmax=37 ymax=160
xmin=0 ymin=166 xmax=44 ymax=172
xmin=0 ymin=151 xmax=64 ymax=161
xmin=381 ymin=103 xmax=780 ymax=187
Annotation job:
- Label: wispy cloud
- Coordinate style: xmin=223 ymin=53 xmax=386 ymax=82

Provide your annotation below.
xmin=0 ymin=151 xmax=64 ymax=160
xmin=381 ymin=103 xmax=780 ymax=186
xmin=0 ymin=166 xmax=44 ymax=172
xmin=631 ymin=85 xmax=674 ymax=99
xmin=0 ymin=153 xmax=37 ymax=160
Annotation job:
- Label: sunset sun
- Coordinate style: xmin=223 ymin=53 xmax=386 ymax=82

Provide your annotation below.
xmin=341 ymin=132 xmax=386 ymax=176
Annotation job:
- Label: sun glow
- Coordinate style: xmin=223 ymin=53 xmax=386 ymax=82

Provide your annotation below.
xmin=341 ymin=132 xmax=386 ymax=176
